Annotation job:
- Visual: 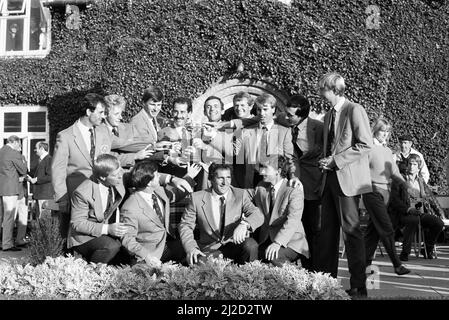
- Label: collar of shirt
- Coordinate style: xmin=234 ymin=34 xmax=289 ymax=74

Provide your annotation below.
xmin=77 ymin=119 xmax=92 ymax=134
xmin=272 ymin=178 xmax=285 ymax=199
xmin=259 ymin=121 xmax=274 ymax=131
xmin=373 ymin=138 xmax=385 ymax=146
xmin=333 ymin=97 xmax=346 ymax=113
xmin=104 ymin=120 xmax=114 ymax=133
xmin=39 ymin=151 xmax=48 ymax=161
xmin=295 ymin=118 xmax=308 ymax=132
xmin=137 ymin=190 xmax=162 ymax=209
xmin=211 ymin=189 xmax=229 ymax=202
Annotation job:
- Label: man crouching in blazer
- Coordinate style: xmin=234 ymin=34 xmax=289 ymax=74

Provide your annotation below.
xmin=179 ymin=163 xmax=264 ymax=265
xmin=120 ymin=161 xmax=201 ymax=266
xmin=68 ymin=154 xmax=128 ymax=264
xmin=248 ymin=155 xmax=309 ymax=267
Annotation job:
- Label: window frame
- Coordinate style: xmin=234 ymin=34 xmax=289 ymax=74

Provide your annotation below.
xmin=0 ymin=105 xmax=50 ymax=171
xmin=0 ymin=0 xmax=51 ymax=58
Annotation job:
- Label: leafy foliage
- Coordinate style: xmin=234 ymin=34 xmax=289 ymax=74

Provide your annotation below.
xmin=0 ymin=255 xmax=348 ymax=300
xmin=0 ymin=0 xmax=448 ymax=185
xmin=27 ymin=215 xmax=65 ymax=266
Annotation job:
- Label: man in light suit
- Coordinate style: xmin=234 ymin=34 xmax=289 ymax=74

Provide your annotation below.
xmin=130 ymin=86 xmax=166 ymax=145
xmin=0 ymin=135 xmax=28 ymax=251
xmin=51 ymin=93 xmax=111 ymax=238
xmin=249 ymin=155 xmax=309 ymax=267
xmin=68 ymin=154 xmax=128 ymax=264
xmin=276 ymin=94 xmax=323 ymax=271
xmin=232 ymin=93 xmax=299 ymax=188
xmin=179 ymin=163 xmax=264 ymax=265
xmin=29 ymin=141 xmax=54 ymax=218
xmin=102 ymin=94 xmax=159 ymax=167
xmin=121 ymin=161 xmax=201 ymax=265
xmin=316 ymin=72 xmax=373 ymax=298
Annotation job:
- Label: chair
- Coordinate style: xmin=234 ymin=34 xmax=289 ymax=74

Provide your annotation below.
xmin=413 ymin=216 xmax=439 ymax=259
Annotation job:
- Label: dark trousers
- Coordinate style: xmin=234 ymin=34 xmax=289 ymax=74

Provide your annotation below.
xmin=201 ymin=237 xmax=259 ymax=265
xmin=129 ymin=238 xmax=186 ymax=265
xmin=258 ymin=239 xmax=300 ymax=267
xmin=301 ymin=199 xmax=321 ymax=271
xmin=363 ymin=188 xmax=401 ymax=268
xmin=316 ymin=171 xmax=366 ymax=289
xmin=74 ymin=235 xmax=121 ymax=264
xmin=400 ymin=214 xmax=444 ymax=256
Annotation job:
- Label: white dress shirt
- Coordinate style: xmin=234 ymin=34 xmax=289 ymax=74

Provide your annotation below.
xmin=100 ymin=183 xmax=115 ymax=235
xmin=76 ymin=120 xmax=94 ymax=154
xmin=210 ymin=190 xmax=229 ymax=231
xmin=271 ymin=178 xmax=285 ymax=200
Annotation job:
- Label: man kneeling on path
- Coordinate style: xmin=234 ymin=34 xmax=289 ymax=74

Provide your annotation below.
xmin=179 ymin=163 xmax=264 ymax=265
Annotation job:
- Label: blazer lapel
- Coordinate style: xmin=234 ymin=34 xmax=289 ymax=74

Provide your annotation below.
xmin=270 ymin=180 xmax=288 ymax=224
xmin=224 ymin=188 xmax=240 ymax=227
xmin=73 ymin=124 xmax=92 ymax=166
xmin=267 ymin=125 xmax=278 ymax=155
xmin=201 ymin=191 xmax=221 ymax=238
xmin=154 ymin=188 xmax=170 ymax=231
xmin=322 ymin=111 xmax=330 ymax=156
xmin=333 ymin=101 xmax=350 ymax=153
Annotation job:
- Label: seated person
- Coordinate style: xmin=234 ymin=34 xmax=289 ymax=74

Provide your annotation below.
xmin=389 ymin=154 xmax=445 ymax=261
xmin=178 ymin=163 xmax=264 ymax=265
xmin=393 ymin=135 xmax=430 ymax=183
xmin=120 ymin=161 xmax=201 ymax=266
xmin=248 ymin=155 xmax=309 ymax=267
xmin=68 ymin=154 xmax=128 ymax=264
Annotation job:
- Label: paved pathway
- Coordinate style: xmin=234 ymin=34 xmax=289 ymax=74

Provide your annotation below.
xmin=338 ymin=244 xmax=449 ymax=299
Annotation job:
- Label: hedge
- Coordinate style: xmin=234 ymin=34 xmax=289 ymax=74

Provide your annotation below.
xmin=0 ymin=256 xmax=349 ymax=300
xmin=0 ymin=0 xmax=448 ymax=186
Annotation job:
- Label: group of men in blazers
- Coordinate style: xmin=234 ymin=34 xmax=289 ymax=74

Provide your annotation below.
xmin=47 ymin=71 xmax=375 ymax=298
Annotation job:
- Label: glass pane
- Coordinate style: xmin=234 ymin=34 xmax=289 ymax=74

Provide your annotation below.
xmin=30 ymin=139 xmax=45 ymax=172
xmin=6 ymin=19 xmax=24 ymax=52
xmin=29 ymin=5 xmax=43 ymax=50
xmin=7 ymin=0 xmax=24 ymax=11
xmin=4 ymin=112 xmax=22 ymax=132
xmin=28 ymin=112 xmax=46 ymax=132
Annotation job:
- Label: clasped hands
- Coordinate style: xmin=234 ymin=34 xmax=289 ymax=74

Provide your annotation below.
xmin=318 ymin=156 xmax=336 ymax=171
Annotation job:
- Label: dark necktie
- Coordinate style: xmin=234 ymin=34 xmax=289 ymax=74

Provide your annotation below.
xmin=326 ymin=108 xmax=336 ymax=157
xmin=292 ymin=126 xmax=303 ymax=158
xmin=89 ymin=127 xmax=96 ymax=162
xmin=220 ymin=196 xmax=226 ymax=237
xmin=112 ymin=127 xmax=119 ymax=137
xmin=269 ymin=185 xmax=276 ymax=214
xmin=152 ymin=193 xmax=164 ymax=225
xmin=105 ymin=187 xmax=114 ymax=223
xmin=152 ymin=117 xmax=158 ymax=133
xmin=259 ymin=126 xmax=268 ymax=160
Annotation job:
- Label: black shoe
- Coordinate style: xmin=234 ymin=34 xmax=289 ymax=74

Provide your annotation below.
xmin=399 ymin=253 xmax=408 ymax=261
xmin=394 ymin=265 xmax=411 ymax=275
xmin=2 ymin=247 xmax=22 ymax=252
xmin=345 ymin=287 xmax=368 ymax=299
xmin=16 ymin=242 xmax=28 ymax=248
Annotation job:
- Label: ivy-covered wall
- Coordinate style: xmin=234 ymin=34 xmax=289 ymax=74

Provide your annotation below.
xmin=0 ymin=0 xmax=448 ymax=185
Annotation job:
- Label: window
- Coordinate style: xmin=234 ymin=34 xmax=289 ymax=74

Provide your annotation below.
xmin=0 ymin=0 xmax=51 ymax=58
xmin=0 ymin=105 xmax=49 ymax=172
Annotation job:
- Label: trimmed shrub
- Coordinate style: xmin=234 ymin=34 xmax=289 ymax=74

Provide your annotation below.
xmin=0 ymin=256 xmax=349 ymax=300
xmin=27 ymin=215 xmax=65 ymax=266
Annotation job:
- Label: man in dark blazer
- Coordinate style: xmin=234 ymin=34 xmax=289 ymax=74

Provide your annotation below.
xmin=249 ymin=155 xmax=309 ymax=267
xmin=0 ymin=135 xmax=27 ymax=251
xmin=179 ymin=163 xmax=264 ymax=265
xmin=68 ymin=154 xmax=127 ymax=264
xmin=29 ymin=141 xmax=54 ymax=218
xmin=276 ymin=94 xmax=323 ymax=271
xmin=316 ymin=72 xmax=373 ymax=298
